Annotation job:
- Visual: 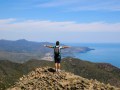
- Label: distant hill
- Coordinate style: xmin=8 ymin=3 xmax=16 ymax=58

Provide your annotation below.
xmin=0 ymin=57 xmax=120 ymax=89
xmin=7 ymin=67 xmax=120 ymax=90
xmin=0 ymin=39 xmax=92 ymax=63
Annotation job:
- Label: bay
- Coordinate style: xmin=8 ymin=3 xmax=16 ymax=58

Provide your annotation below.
xmin=66 ymin=43 xmax=120 ymax=68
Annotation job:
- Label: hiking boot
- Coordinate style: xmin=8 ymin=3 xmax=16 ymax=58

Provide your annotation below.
xmin=58 ymin=69 xmax=61 ymax=72
xmin=55 ymin=69 xmax=58 ymax=72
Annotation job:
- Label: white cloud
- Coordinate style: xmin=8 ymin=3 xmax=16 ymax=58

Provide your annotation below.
xmin=36 ymin=0 xmax=79 ymax=8
xmin=0 ymin=19 xmax=120 ymax=32
xmin=36 ymin=0 xmax=120 ymax=11
xmin=69 ymin=1 xmax=120 ymax=11
xmin=0 ymin=18 xmax=16 ymax=24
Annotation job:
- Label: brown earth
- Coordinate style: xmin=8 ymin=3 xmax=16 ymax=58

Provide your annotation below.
xmin=7 ymin=67 xmax=120 ymax=90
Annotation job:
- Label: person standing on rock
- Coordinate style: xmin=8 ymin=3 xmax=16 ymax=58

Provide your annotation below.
xmin=44 ymin=41 xmax=70 ymax=72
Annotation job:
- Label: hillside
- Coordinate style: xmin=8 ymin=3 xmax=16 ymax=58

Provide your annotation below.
xmin=0 ymin=58 xmax=120 ymax=89
xmin=0 ymin=39 xmax=92 ymax=63
xmin=7 ymin=67 xmax=120 ymax=90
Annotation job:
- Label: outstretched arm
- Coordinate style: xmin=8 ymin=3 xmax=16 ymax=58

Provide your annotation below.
xmin=44 ymin=45 xmax=54 ymax=48
xmin=62 ymin=46 xmax=71 ymax=49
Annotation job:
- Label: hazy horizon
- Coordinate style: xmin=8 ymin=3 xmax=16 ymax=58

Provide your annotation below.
xmin=1 ymin=38 xmax=120 ymax=44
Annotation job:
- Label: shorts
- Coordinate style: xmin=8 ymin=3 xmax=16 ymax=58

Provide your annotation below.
xmin=54 ymin=55 xmax=61 ymax=63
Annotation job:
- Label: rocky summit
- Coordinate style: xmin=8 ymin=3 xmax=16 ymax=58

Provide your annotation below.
xmin=7 ymin=67 xmax=120 ymax=90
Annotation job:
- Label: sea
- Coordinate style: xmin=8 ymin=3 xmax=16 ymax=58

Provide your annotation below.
xmin=65 ymin=43 xmax=120 ymax=68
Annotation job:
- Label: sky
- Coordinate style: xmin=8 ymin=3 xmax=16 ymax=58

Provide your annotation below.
xmin=0 ymin=0 xmax=120 ymax=43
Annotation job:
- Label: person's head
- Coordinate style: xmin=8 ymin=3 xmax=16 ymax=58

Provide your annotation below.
xmin=56 ymin=41 xmax=60 ymax=46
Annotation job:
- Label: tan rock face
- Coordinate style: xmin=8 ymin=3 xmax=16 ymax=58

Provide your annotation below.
xmin=7 ymin=67 xmax=120 ymax=90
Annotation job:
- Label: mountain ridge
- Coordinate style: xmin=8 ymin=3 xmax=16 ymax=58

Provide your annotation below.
xmin=7 ymin=67 xmax=120 ymax=90
xmin=0 ymin=57 xmax=120 ymax=89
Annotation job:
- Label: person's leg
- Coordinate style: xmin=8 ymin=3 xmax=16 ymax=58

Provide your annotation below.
xmin=55 ymin=63 xmax=57 ymax=72
xmin=54 ymin=56 xmax=58 ymax=72
xmin=58 ymin=55 xmax=61 ymax=72
xmin=54 ymin=55 xmax=61 ymax=72
xmin=58 ymin=63 xmax=60 ymax=71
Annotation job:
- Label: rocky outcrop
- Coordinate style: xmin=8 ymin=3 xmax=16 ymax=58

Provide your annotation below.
xmin=7 ymin=67 xmax=120 ymax=90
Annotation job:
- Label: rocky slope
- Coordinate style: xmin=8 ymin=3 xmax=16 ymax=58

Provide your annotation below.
xmin=7 ymin=67 xmax=120 ymax=90
xmin=1 ymin=58 xmax=120 ymax=89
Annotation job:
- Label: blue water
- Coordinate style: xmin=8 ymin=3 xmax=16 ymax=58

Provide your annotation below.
xmin=66 ymin=43 xmax=120 ymax=68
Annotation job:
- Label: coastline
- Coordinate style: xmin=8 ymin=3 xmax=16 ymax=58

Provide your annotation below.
xmin=69 ymin=43 xmax=120 ymax=68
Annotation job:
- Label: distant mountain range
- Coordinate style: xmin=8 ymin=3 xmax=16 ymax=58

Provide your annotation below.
xmin=0 ymin=39 xmax=92 ymax=63
xmin=0 ymin=57 xmax=120 ymax=89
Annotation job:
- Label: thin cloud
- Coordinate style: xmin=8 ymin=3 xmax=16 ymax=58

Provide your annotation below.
xmin=0 ymin=19 xmax=120 ymax=32
xmin=36 ymin=0 xmax=79 ymax=8
xmin=36 ymin=0 xmax=120 ymax=11
xmin=0 ymin=18 xmax=16 ymax=24
xmin=69 ymin=0 xmax=120 ymax=11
